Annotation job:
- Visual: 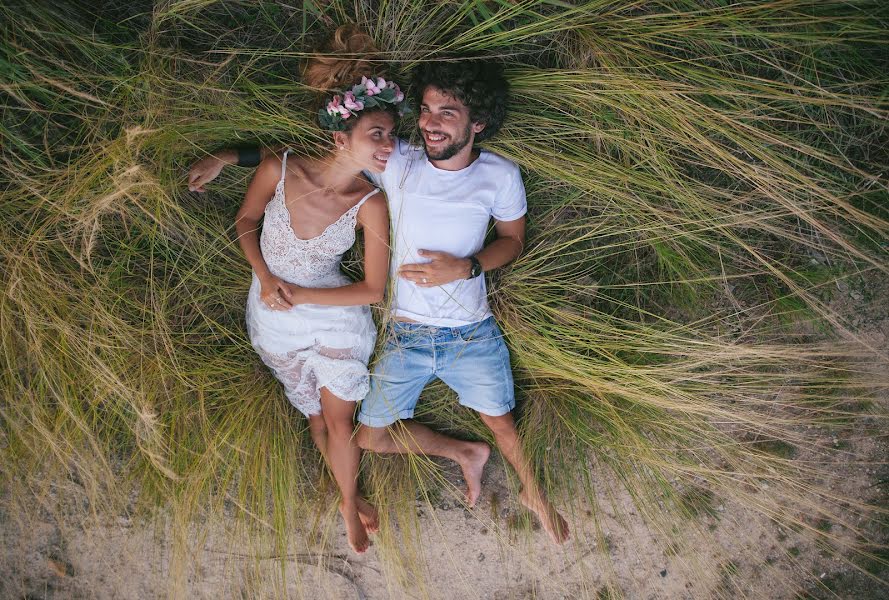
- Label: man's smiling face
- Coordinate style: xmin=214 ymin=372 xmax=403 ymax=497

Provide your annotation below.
xmin=417 ymin=86 xmax=485 ymax=162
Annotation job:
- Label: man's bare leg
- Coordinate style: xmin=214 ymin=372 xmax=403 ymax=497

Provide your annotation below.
xmin=478 ymin=412 xmax=569 ymax=544
xmin=356 ymin=421 xmax=491 ymax=506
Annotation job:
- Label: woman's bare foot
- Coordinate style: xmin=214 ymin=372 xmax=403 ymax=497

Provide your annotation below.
xmin=356 ymin=497 xmax=379 ymax=534
xmin=338 ymin=503 xmax=370 ymax=553
xmin=519 ymin=489 xmax=570 ymax=544
xmin=458 ymin=442 xmax=491 ymax=507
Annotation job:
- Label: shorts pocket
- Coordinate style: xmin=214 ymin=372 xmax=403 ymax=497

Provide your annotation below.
xmin=457 ymin=318 xmax=500 ymax=342
xmin=386 ymin=327 xmax=431 ymax=351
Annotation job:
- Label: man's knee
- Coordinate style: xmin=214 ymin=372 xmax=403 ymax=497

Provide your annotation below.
xmin=479 ymin=411 xmax=516 ymax=438
xmin=355 ymin=423 xmax=390 ymax=451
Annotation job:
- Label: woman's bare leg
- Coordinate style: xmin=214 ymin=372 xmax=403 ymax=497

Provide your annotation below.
xmin=319 ymin=388 xmax=370 ymax=553
xmin=308 ymin=414 xmax=329 ymax=461
xmin=308 ymin=413 xmax=378 ymax=534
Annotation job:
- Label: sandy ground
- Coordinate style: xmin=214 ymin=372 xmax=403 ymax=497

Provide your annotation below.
xmin=2 ymin=429 xmax=886 ymax=600
xmin=2 ymin=301 xmax=887 ymax=599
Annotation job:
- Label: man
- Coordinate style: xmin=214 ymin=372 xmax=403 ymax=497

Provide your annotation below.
xmin=189 ymin=60 xmax=569 ymax=544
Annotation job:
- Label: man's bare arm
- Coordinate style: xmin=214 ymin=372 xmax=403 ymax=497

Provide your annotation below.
xmin=187 ymin=144 xmax=285 ymax=192
xmin=397 ymin=216 xmax=526 ymax=287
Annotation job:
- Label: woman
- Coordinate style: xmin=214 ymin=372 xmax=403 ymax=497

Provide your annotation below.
xmin=216 ymin=26 xmax=404 ymax=553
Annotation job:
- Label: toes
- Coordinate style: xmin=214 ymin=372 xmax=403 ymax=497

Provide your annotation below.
xmin=359 ymin=515 xmax=379 ymax=534
xmin=356 ymin=500 xmax=380 ymax=533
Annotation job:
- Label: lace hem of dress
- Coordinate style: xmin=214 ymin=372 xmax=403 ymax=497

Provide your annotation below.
xmin=256 ymin=345 xmax=370 ymax=417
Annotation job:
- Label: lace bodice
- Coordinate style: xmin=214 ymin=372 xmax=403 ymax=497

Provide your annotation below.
xmin=260 ymin=151 xmax=379 ymax=285
xmin=246 ymin=151 xmax=379 ymax=417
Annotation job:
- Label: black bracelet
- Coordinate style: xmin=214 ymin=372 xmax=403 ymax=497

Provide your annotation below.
xmin=235 ymin=146 xmax=261 ymax=167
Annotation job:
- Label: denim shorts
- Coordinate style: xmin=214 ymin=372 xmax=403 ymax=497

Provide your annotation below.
xmin=357 ymin=316 xmax=515 ymax=427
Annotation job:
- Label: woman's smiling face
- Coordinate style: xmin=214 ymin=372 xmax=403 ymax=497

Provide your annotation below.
xmin=337 ymin=110 xmax=396 ymax=173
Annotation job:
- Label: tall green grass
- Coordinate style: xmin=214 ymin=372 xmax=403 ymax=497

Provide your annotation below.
xmin=2 ymin=0 xmax=887 ymax=596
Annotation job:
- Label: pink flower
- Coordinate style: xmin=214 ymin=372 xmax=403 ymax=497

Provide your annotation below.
xmin=362 ymin=75 xmax=381 ymax=96
xmin=326 ymin=95 xmax=342 ymax=116
xmin=384 ymin=81 xmax=404 ymax=102
xmin=338 ymin=106 xmax=352 ymax=119
xmin=343 ymin=91 xmax=364 ymax=111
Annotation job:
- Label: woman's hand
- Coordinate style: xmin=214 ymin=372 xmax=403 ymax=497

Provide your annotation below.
xmin=259 ymin=274 xmax=295 ymax=310
xmin=188 ymin=150 xmax=236 ymax=192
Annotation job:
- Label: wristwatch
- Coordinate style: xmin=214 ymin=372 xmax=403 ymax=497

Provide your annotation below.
xmin=466 ymin=255 xmax=483 ymax=279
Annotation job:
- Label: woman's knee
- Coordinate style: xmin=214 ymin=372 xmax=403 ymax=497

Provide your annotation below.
xmin=308 ymin=415 xmax=328 ymax=436
xmin=322 ymin=411 xmax=356 ymax=439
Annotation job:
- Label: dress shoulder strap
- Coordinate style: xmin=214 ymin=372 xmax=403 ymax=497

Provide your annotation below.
xmin=279 ymin=150 xmax=289 ymax=183
xmin=352 ymin=187 xmax=380 ymax=211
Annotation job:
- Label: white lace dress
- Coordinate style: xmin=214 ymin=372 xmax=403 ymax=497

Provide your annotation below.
xmin=245 ymin=151 xmax=379 ymax=417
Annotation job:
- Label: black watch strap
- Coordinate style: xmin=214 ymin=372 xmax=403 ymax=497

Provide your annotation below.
xmin=467 ymin=255 xmax=483 ymax=279
xmin=235 ymin=146 xmax=262 ymax=167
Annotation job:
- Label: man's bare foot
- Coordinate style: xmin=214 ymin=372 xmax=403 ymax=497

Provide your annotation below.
xmin=458 ymin=442 xmax=491 ymax=507
xmin=338 ymin=503 xmax=370 ymax=553
xmin=520 ymin=489 xmax=570 ymax=544
xmin=356 ymin=497 xmax=379 ymax=534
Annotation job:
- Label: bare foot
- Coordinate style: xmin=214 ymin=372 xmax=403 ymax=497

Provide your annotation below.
xmin=520 ymin=489 xmax=570 ymax=544
xmin=338 ymin=503 xmax=370 ymax=554
xmin=356 ymin=497 xmax=379 ymax=534
xmin=458 ymin=442 xmax=491 ymax=507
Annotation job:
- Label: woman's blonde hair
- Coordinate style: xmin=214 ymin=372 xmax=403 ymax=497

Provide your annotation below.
xmin=302 ymin=25 xmax=382 ymax=92
xmin=303 ymin=25 xmax=398 ymax=134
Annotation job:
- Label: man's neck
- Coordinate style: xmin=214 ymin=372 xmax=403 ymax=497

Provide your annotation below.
xmin=428 ymin=147 xmax=480 ymax=172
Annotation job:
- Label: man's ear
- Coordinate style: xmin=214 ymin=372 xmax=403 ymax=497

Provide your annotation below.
xmin=472 ymin=121 xmax=486 ymax=134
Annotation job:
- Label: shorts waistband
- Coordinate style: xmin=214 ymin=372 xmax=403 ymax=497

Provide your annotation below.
xmin=389 ymin=316 xmax=496 ymax=340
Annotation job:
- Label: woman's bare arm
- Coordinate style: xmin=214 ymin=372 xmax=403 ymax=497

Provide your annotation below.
xmin=289 ymin=193 xmax=389 ymax=306
xmin=235 ymin=156 xmax=296 ymax=309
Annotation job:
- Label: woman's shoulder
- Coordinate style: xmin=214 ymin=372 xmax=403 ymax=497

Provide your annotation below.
xmin=357 ymin=186 xmax=388 ymax=215
xmin=281 ymin=153 xmax=311 ymax=178
xmin=255 ymin=151 xmax=304 ymax=179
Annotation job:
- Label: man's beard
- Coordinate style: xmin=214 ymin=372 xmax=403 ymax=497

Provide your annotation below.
xmin=423 ymin=122 xmax=472 ymax=161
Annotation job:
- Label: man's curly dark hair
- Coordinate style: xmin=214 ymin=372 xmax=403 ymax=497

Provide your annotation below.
xmin=410 ymin=60 xmax=508 ymax=143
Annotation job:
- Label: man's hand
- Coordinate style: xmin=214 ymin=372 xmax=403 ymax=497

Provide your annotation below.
xmin=188 ymin=150 xmax=237 ymax=192
xmin=398 ymin=250 xmax=471 ymax=287
xmin=286 ymin=284 xmax=308 ymax=305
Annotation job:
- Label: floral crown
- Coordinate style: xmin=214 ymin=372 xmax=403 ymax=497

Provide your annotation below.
xmin=318 ymin=76 xmax=409 ymax=131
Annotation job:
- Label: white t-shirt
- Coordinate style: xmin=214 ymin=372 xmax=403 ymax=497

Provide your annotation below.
xmin=366 ymin=139 xmax=527 ymax=327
